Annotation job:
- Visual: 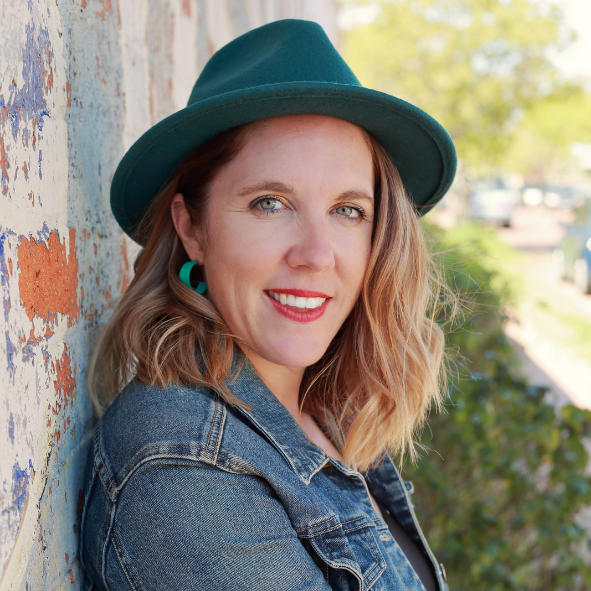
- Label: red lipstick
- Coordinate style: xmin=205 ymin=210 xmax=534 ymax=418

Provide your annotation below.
xmin=265 ymin=288 xmax=330 ymax=298
xmin=263 ymin=290 xmax=331 ymax=323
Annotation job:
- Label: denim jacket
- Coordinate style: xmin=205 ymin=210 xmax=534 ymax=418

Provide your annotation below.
xmin=80 ymin=352 xmax=449 ymax=591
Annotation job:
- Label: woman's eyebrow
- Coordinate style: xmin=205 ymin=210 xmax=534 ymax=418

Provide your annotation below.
xmin=338 ymin=189 xmax=374 ymax=204
xmin=238 ymin=182 xmax=373 ymax=203
xmin=238 ymin=181 xmax=295 ymax=196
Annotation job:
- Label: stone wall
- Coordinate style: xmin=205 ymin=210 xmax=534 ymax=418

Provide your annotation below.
xmin=0 ymin=1 xmax=337 ymax=588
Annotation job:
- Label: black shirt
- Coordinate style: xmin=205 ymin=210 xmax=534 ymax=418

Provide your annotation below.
xmin=377 ymin=500 xmax=437 ymax=591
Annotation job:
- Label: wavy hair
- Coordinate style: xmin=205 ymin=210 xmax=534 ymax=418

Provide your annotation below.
xmin=89 ymin=119 xmax=449 ymax=471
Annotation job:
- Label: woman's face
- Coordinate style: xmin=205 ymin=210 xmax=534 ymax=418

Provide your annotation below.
xmin=186 ymin=114 xmax=374 ymax=369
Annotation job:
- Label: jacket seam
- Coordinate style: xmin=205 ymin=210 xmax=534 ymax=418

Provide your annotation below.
xmin=97 ymin=424 xmax=117 ymax=502
xmin=212 ymin=404 xmax=226 ymax=464
xmin=101 ymin=502 xmax=117 ymax=591
xmin=384 ymin=454 xmax=445 ymax=591
xmin=205 ymin=398 xmax=218 ymax=454
xmin=111 ymin=526 xmax=145 ymax=591
xmin=105 ymin=448 xmax=257 ymax=498
xmin=295 ymin=515 xmax=377 ymax=537
xmin=359 ymin=528 xmax=386 ymax=584
xmin=101 ymin=442 xmax=246 ymax=494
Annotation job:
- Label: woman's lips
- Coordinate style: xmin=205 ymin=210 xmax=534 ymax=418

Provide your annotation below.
xmin=266 ymin=288 xmax=330 ymax=298
xmin=263 ymin=290 xmax=330 ymax=323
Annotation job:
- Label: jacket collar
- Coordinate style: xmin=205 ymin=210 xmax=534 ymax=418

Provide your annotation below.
xmin=224 ymin=349 xmax=330 ymax=485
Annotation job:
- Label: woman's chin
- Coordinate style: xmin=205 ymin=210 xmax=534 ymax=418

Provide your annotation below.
xmin=253 ymin=339 xmax=328 ymax=369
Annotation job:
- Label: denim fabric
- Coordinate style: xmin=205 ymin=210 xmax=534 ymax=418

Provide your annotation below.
xmin=80 ymin=351 xmax=449 ymax=591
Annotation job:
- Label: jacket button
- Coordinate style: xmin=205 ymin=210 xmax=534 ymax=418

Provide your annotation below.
xmin=439 ymin=563 xmax=447 ymax=581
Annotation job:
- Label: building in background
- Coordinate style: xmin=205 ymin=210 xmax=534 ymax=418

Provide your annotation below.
xmin=0 ymin=1 xmax=337 ymax=588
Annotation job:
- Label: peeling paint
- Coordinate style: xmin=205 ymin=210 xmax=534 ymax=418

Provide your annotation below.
xmin=52 ymin=345 xmax=75 ymax=409
xmin=17 ymin=229 xmax=79 ymax=327
xmin=0 ymin=2 xmax=338 ymax=588
xmin=1 ymin=461 xmax=32 ymax=539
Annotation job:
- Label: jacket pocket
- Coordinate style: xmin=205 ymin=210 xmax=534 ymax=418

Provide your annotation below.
xmin=303 ymin=516 xmax=387 ymax=591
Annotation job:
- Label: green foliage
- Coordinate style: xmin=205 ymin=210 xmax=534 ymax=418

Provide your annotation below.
xmin=503 ymin=86 xmax=591 ymax=178
xmin=341 ymin=0 xmax=571 ymax=172
xmin=405 ymin=223 xmax=591 ymax=590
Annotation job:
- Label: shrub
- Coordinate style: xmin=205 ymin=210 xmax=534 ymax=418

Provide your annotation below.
xmin=405 ymin=223 xmax=591 ymax=591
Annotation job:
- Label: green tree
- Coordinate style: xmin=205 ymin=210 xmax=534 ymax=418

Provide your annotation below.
xmin=404 ymin=223 xmax=591 ymax=590
xmin=503 ymin=86 xmax=591 ymax=180
xmin=342 ymin=0 xmax=570 ymax=172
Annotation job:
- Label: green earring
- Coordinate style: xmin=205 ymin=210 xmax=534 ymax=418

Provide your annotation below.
xmin=179 ymin=261 xmax=207 ymax=294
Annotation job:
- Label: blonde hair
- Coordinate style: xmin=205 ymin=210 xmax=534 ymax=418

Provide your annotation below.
xmin=90 ymin=119 xmax=448 ymax=471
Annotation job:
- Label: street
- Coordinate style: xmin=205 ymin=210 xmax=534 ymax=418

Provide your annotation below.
xmin=498 ymin=206 xmax=591 ymax=409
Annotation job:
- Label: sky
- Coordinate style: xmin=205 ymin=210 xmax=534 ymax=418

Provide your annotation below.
xmin=546 ymin=0 xmax=591 ymax=82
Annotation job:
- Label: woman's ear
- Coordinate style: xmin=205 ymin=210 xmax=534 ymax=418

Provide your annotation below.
xmin=170 ymin=193 xmax=205 ymax=261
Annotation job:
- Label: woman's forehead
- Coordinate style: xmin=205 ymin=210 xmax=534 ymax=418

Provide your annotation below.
xmin=244 ymin=113 xmax=370 ymax=146
xmin=226 ymin=114 xmax=374 ymax=181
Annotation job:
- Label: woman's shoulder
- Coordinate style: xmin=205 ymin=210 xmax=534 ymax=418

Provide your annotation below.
xmin=93 ymin=379 xmax=280 ymax=492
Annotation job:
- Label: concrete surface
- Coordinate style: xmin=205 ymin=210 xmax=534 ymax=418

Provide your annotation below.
xmin=0 ymin=1 xmax=337 ymax=588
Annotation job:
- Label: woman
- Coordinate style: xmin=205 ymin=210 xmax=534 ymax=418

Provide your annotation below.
xmin=80 ymin=19 xmax=456 ymax=591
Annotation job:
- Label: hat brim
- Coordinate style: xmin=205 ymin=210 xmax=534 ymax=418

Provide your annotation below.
xmin=111 ymin=82 xmax=457 ymax=243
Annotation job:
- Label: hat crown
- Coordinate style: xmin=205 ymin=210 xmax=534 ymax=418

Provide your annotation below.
xmin=188 ymin=19 xmax=360 ymax=106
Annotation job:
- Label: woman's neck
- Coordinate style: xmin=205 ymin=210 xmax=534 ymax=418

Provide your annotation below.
xmin=238 ymin=344 xmax=306 ymax=424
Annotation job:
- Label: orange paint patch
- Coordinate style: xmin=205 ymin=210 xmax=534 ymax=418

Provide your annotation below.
xmin=182 ymin=0 xmax=191 ymax=17
xmin=96 ymin=0 xmax=111 ymax=20
xmin=7 ymin=258 xmax=12 ymax=275
xmin=1 ymin=137 xmax=9 ymax=194
xmin=18 ymin=228 xmax=80 ymax=326
xmin=53 ymin=344 xmax=76 ymax=407
xmin=25 ymin=324 xmax=54 ymax=343
xmin=66 ymin=81 xmax=71 ymax=107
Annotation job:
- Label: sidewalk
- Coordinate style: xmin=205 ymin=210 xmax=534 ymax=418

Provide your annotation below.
xmin=505 ymin=316 xmax=591 ymax=410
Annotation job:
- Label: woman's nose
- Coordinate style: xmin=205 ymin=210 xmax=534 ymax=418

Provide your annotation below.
xmin=285 ymin=219 xmax=336 ymax=273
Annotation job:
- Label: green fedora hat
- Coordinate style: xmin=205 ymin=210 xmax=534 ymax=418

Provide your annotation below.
xmin=111 ymin=18 xmax=457 ymax=243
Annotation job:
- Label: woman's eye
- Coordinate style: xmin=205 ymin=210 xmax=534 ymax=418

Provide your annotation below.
xmin=256 ymin=197 xmax=285 ymax=213
xmin=335 ymin=205 xmax=363 ymax=219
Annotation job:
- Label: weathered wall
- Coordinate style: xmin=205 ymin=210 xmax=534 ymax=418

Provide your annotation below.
xmin=0 ymin=1 xmax=337 ymax=588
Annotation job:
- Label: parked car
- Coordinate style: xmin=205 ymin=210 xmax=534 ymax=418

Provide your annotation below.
xmin=469 ymin=178 xmax=519 ymax=227
xmin=543 ymin=185 xmax=587 ymax=210
xmin=553 ymin=200 xmax=591 ymax=294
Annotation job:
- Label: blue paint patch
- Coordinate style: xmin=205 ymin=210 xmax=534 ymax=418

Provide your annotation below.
xmin=1 ymin=461 xmax=31 ymax=532
xmin=0 ymin=229 xmax=16 ymax=323
xmin=8 ymin=412 xmax=14 ymax=444
xmin=36 ymin=221 xmax=51 ymax=242
xmin=41 ymin=344 xmax=50 ymax=371
xmin=5 ymin=330 xmax=17 ymax=378
xmin=38 ymin=149 xmax=42 ymax=180
xmin=22 ymin=342 xmax=35 ymax=364
xmin=0 ymin=21 xmax=51 ymax=142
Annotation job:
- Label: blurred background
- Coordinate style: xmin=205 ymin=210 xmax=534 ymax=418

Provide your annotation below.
xmin=339 ymin=0 xmax=591 ymax=588
xmin=1 ymin=0 xmax=590 ymax=588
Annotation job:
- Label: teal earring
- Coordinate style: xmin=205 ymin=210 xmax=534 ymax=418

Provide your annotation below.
xmin=179 ymin=261 xmax=207 ymax=294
